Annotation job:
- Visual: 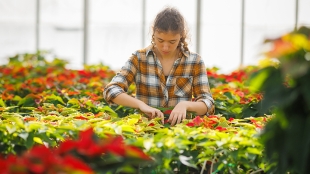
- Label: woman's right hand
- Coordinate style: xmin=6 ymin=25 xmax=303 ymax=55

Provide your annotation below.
xmin=138 ymin=102 xmax=164 ymax=124
xmin=111 ymin=93 xmax=164 ymax=123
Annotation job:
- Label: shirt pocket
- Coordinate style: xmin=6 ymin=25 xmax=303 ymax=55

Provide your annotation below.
xmin=173 ymin=76 xmax=193 ymax=97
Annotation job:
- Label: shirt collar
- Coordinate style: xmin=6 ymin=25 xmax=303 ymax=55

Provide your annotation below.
xmin=145 ymin=45 xmax=190 ymax=58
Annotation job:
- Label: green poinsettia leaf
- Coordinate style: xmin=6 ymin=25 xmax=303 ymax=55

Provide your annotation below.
xmin=0 ymin=98 xmax=6 ymax=107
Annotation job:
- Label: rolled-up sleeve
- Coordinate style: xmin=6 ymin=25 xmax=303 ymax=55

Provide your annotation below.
xmin=103 ymin=55 xmax=138 ymax=105
xmin=192 ymin=56 xmax=215 ymax=115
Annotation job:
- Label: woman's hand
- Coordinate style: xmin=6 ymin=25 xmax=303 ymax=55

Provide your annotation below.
xmin=167 ymin=101 xmax=188 ymax=126
xmin=138 ymin=102 xmax=164 ymax=124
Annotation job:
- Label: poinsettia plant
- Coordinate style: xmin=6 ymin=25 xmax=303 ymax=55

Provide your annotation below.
xmin=0 ymin=127 xmax=151 ymax=174
xmin=205 ymin=67 xmax=265 ymax=118
xmin=248 ymin=26 xmax=310 ymax=173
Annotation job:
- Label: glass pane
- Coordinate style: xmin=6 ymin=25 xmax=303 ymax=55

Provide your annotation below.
xmin=88 ymin=0 xmax=142 ymax=69
xmin=40 ymin=0 xmax=83 ymax=69
xmin=202 ymin=0 xmax=242 ymax=73
xmin=244 ymin=0 xmax=295 ymax=67
xmin=299 ymin=0 xmax=310 ymax=27
xmin=2 ymin=0 xmax=309 ymax=73
xmin=0 ymin=0 xmax=36 ymax=64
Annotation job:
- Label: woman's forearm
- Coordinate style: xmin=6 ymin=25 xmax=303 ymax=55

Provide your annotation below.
xmin=111 ymin=93 xmax=145 ymax=109
xmin=181 ymin=101 xmax=209 ymax=116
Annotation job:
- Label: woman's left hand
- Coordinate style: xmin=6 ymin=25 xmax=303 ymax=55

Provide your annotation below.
xmin=167 ymin=101 xmax=188 ymax=126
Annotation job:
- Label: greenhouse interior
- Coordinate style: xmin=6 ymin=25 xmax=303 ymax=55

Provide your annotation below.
xmin=1 ymin=0 xmax=310 ymax=173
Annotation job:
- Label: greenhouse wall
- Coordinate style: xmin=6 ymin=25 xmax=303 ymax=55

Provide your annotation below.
xmin=0 ymin=0 xmax=310 ymax=73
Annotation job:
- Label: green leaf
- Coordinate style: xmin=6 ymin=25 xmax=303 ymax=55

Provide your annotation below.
xmin=45 ymin=94 xmax=65 ymax=105
xmin=120 ymin=125 xmax=135 ymax=133
xmin=21 ymin=107 xmax=36 ymax=111
xmin=231 ymin=107 xmax=242 ymax=114
xmin=25 ymin=132 xmax=35 ymax=148
xmin=67 ymin=98 xmax=80 ymax=107
xmin=28 ymin=122 xmax=44 ymax=131
xmin=127 ymin=118 xmax=139 ymax=125
xmin=248 ymin=68 xmax=270 ymax=92
xmin=18 ymin=97 xmax=35 ymax=107
xmin=99 ymin=106 xmax=117 ymax=117
xmin=242 ymin=106 xmax=259 ymax=118
xmin=224 ymin=92 xmax=233 ymax=100
xmin=0 ymin=98 xmax=6 ymax=107
xmin=33 ymin=137 xmax=43 ymax=144
xmin=246 ymin=147 xmax=262 ymax=155
xmin=73 ymin=120 xmax=87 ymax=128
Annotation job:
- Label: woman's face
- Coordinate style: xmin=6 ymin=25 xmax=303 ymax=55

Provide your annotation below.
xmin=153 ymin=30 xmax=181 ymax=57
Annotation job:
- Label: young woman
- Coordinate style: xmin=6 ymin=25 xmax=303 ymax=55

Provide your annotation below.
xmin=103 ymin=7 xmax=214 ymax=125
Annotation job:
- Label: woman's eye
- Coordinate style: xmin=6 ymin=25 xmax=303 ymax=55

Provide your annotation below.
xmin=158 ymin=40 xmax=163 ymax=43
xmin=170 ymin=41 xmax=176 ymax=44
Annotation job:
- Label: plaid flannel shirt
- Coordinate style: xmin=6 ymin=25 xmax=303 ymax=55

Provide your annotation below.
xmin=103 ymin=45 xmax=215 ymax=115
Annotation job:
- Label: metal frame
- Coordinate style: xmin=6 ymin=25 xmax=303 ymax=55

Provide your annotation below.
xmin=35 ymin=0 xmax=40 ymax=53
xmin=83 ymin=0 xmax=89 ymax=65
xmin=196 ymin=0 xmax=201 ymax=54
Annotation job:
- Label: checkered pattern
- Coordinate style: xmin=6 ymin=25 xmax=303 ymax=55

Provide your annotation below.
xmin=103 ymin=45 xmax=215 ymax=115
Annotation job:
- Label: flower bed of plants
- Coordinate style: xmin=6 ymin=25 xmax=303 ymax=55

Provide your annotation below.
xmin=0 ymin=52 xmax=268 ymax=174
xmin=3 ymin=25 xmax=309 ymax=174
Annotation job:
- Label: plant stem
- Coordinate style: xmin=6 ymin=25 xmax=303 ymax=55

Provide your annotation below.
xmin=200 ymin=160 xmax=207 ymax=174
xmin=250 ymin=169 xmax=263 ymax=174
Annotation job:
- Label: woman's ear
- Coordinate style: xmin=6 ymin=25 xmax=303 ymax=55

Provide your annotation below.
xmin=151 ymin=35 xmax=155 ymax=46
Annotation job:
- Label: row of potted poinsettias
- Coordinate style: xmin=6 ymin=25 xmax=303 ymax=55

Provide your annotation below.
xmin=0 ymin=53 xmax=268 ymax=173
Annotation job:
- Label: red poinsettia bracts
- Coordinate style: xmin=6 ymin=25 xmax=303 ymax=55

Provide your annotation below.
xmin=0 ymin=128 xmax=151 ymax=173
xmin=186 ymin=115 xmax=220 ymax=129
xmin=186 ymin=115 xmax=268 ymax=132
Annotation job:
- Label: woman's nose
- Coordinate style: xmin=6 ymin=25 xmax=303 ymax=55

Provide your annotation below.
xmin=162 ymin=43 xmax=169 ymax=51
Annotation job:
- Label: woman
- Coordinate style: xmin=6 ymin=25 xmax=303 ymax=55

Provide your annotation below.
xmin=103 ymin=7 xmax=214 ymax=125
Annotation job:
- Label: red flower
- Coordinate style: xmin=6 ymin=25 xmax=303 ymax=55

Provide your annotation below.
xmin=62 ymin=155 xmax=93 ymax=173
xmin=24 ymin=117 xmax=37 ymax=122
xmin=98 ymin=69 xmax=107 ymax=78
xmin=75 ymin=115 xmax=89 ymax=120
xmin=215 ymin=126 xmax=227 ymax=131
xmin=251 ymin=119 xmax=263 ymax=129
xmin=79 ymin=77 xmax=90 ymax=84
xmin=235 ymin=91 xmax=245 ymax=97
xmin=57 ymin=140 xmax=77 ymax=154
xmin=1 ymin=67 xmax=12 ymax=75
xmin=125 ymin=146 xmax=151 ymax=160
xmin=228 ymin=117 xmax=234 ymax=122
xmin=67 ymin=91 xmax=80 ymax=95
xmin=78 ymin=70 xmax=93 ymax=78
xmin=186 ymin=122 xmax=195 ymax=127
xmin=102 ymin=136 xmax=126 ymax=156
xmin=163 ymin=109 xmax=172 ymax=115
xmin=85 ymin=92 xmax=101 ymax=101
xmin=208 ymin=115 xmax=218 ymax=119
xmin=192 ymin=116 xmax=203 ymax=126
xmin=239 ymin=98 xmax=249 ymax=104
xmin=1 ymin=92 xmax=14 ymax=100
xmin=23 ymin=145 xmax=58 ymax=173
xmin=164 ymin=119 xmax=169 ymax=124
xmin=186 ymin=116 xmax=203 ymax=127
xmin=75 ymin=128 xmax=104 ymax=156
xmin=3 ymin=84 xmax=15 ymax=91
xmin=148 ymin=123 xmax=155 ymax=127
